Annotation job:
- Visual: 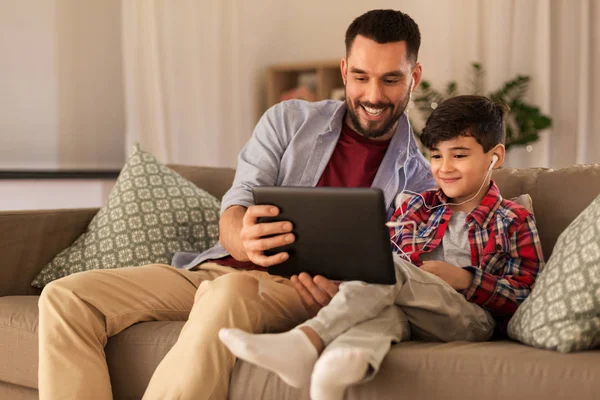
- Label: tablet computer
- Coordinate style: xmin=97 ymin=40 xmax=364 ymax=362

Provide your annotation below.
xmin=252 ymin=186 xmax=396 ymax=285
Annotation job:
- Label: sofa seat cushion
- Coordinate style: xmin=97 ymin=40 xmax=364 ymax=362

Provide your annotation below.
xmin=0 ymin=295 xmax=187 ymax=399
xmin=4 ymin=296 xmax=600 ymax=400
xmin=230 ymin=340 xmax=600 ymax=400
xmin=0 ymin=296 xmax=39 ymax=389
xmin=105 ymin=320 xmax=184 ymax=399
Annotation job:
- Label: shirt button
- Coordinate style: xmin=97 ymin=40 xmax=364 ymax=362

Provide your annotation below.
xmin=496 ymin=244 xmax=502 ymax=251
xmin=440 ymin=218 xmax=446 ymax=223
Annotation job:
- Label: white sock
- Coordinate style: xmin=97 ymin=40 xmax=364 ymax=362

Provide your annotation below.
xmin=218 ymin=328 xmax=318 ymax=388
xmin=310 ymin=348 xmax=370 ymax=400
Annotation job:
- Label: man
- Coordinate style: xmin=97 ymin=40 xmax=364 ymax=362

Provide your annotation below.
xmin=38 ymin=9 xmax=435 ymax=400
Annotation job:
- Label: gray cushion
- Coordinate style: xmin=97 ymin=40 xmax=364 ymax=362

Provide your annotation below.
xmin=32 ymin=144 xmax=221 ymax=287
xmin=508 ymin=194 xmax=600 ymax=352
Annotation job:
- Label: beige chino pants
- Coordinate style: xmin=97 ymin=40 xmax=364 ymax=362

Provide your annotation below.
xmin=38 ymin=263 xmax=309 ymax=400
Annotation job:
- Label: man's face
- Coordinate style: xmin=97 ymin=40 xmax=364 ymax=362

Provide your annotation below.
xmin=429 ymin=136 xmax=499 ymax=211
xmin=341 ymin=35 xmax=421 ymax=140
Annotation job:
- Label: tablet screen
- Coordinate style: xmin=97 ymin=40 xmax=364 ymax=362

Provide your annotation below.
xmin=253 ymin=186 xmax=396 ymax=284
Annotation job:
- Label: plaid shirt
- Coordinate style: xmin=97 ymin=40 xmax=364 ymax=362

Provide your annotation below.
xmin=389 ymin=181 xmax=545 ymax=324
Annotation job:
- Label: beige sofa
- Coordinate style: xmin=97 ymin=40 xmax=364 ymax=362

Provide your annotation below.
xmin=1 ymin=164 xmax=599 ymax=400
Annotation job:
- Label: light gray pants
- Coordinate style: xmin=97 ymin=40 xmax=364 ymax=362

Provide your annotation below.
xmin=299 ymin=254 xmax=495 ymax=379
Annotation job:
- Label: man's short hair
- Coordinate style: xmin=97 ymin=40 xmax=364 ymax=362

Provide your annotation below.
xmin=420 ymin=95 xmax=509 ymax=152
xmin=345 ymin=9 xmax=421 ymax=64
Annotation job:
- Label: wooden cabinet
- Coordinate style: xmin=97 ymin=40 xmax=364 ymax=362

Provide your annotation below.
xmin=266 ymin=60 xmax=344 ymax=109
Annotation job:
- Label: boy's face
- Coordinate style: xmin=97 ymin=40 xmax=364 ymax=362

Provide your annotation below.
xmin=430 ymin=136 xmax=501 ymax=211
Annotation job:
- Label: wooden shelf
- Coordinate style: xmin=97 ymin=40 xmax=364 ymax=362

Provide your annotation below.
xmin=266 ymin=60 xmax=345 ymax=109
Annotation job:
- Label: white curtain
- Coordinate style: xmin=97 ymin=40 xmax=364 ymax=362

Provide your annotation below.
xmin=442 ymin=0 xmax=599 ymax=168
xmin=121 ymin=0 xmax=241 ymax=167
xmin=547 ymin=0 xmax=599 ymax=168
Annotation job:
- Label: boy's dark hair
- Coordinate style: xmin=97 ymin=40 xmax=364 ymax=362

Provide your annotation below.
xmin=420 ymin=95 xmax=509 ymax=152
xmin=345 ymin=10 xmax=421 ymax=64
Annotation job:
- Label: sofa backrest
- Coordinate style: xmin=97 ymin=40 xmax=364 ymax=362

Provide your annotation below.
xmin=171 ymin=163 xmax=600 ymax=263
xmin=493 ymin=163 xmax=600 ymax=260
xmin=168 ymin=164 xmax=236 ymax=200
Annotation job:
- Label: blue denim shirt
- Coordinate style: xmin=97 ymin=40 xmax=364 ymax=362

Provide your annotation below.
xmin=172 ymin=99 xmax=435 ymax=269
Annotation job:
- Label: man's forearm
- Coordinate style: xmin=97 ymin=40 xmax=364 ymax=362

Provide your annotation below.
xmin=219 ymin=205 xmax=249 ymax=261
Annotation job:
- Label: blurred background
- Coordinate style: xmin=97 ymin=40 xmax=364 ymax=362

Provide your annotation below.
xmin=0 ymin=0 xmax=598 ymax=209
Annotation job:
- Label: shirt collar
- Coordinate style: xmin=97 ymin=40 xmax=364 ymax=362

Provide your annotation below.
xmin=324 ymin=101 xmax=348 ymax=134
xmin=433 ymin=181 xmax=503 ymax=228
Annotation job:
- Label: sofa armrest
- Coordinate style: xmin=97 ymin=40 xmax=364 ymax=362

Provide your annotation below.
xmin=0 ymin=208 xmax=98 ymax=296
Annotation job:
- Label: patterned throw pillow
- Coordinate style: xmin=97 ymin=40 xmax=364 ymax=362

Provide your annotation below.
xmin=32 ymin=144 xmax=221 ymax=288
xmin=507 ymin=193 xmax=600 ymax=352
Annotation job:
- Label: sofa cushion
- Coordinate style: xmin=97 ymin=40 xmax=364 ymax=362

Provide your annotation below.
xmin=0 ymin=295 xmax=186 ymax=398
xmin=32 ymin=144 xmax=221 ymax=288
xmin=2 ymin=297 xmax=600 ymax=400
xmin=0 ymin=296 xmax=39 ymax=389
xmin=493 ymin=164 xmax=600 ymax=259
xmin=230 ymin=340 xmax=600 ymax=400
xmin=167 ymin=164 xmax=236 ymax=201
xmin=508 ymin=193 xmax=600 ymax=352
xmin=105 ymin=321 xmax=185 ymax=399
xmin=0 ymin=381 xmax=38 ymax=400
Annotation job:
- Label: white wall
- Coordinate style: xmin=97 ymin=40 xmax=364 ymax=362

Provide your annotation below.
xmin=0 ymin=179 xmax=114 ymax=210
xmin=0 ymin=0 xmax=125 ymax=171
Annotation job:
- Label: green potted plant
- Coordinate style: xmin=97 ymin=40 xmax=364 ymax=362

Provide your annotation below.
xmin=412 ymin=63 xmax=552 ymax=151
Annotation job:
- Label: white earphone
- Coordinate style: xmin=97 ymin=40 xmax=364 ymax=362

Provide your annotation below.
xmin=390 ymin=153 xmax=500 ymax=227
xmin=489 ymin=154 xmax=499 ymax=171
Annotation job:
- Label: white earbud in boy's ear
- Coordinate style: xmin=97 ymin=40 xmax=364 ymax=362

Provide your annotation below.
xmin=488 ymin=154 xmax=499 ymax=171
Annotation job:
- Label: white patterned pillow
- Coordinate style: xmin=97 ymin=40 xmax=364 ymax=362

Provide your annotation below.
xmin=32 ymin=144 xmax=221 ymax=288
xmin=507 ymin=193 xmax=600 ymax=352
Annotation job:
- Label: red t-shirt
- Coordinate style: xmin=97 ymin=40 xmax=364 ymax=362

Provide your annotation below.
xmin=212 ymin=121 xmax=391 ymax=270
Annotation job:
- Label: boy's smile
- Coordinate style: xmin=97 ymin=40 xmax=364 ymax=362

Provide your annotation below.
xmin=430 ymin=136 xmax=502 ymax=212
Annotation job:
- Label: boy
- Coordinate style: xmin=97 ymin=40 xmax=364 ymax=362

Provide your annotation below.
xmin=219 ymin=95 xmax=545 ymax=400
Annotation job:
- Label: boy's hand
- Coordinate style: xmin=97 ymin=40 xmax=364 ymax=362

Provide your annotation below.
xmin=421 ymin=261 xmax=474 ymax=290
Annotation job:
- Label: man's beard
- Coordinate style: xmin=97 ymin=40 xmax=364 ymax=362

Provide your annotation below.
xmin=346 ymin=94 xmax=410 ymax=139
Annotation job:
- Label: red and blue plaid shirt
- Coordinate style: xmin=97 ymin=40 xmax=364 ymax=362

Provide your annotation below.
xmin=389 ymin=181 xmax=545 ymax=325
